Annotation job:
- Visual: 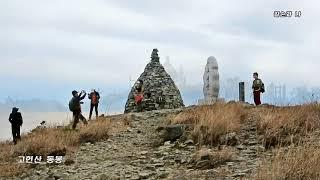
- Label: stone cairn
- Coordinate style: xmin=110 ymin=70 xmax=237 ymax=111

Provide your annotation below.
xmin=124 ymin=49 xmax=185 ymax=113
xmin=198 ymin=56 xmax=220 ymax=105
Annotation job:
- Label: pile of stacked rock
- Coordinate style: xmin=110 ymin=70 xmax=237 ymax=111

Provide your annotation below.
xmin=124 ymin=49 xmax=185 ymax=113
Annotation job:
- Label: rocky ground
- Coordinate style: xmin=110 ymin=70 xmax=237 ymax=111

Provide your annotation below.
xmin=9 ymin=108 xmax=272 ymax=180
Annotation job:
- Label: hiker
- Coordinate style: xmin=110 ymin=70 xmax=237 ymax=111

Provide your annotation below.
xmin=69 ymin=90 xmax=88 ymax=129
xmin=252 ymin=72 xmax=265 ymax=105
xmin=134 ymin=79 xmax=144 ymax=112
xmin=8 ymin=107 xmax=23 ymax=145
xmin=88 ymin=89 xmax=100 ymax=120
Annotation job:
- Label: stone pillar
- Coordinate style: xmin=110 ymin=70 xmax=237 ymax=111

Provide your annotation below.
xmin=239 ymin=82 xmax=245 ymax=102
xmin=202 ymin=56 xmax=220 ymax=104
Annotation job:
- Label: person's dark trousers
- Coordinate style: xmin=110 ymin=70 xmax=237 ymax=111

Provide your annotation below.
xmin=89 ymin=103 xmax=99 ymax=120
xmin=11 ymin=124 xmax=21 ymax=145
xmin=72 ymin=110 xmax=87 ymax=129
xmin=136 ymin=102 xmax=143 ymax=112
xmin=254 ymin=91 xmax=261 ymax=106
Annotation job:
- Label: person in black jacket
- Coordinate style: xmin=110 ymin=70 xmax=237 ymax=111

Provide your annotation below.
xmin=69 ymin=90 xmax=88 ymax=129
xmin=9 ymin=107 xmax=23 ymax=144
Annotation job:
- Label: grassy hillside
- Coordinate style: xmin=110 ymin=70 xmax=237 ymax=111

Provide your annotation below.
xmin=1 ymin=102 xmax=320 ymax=179
xmin=170 ymin=102 xmax=320 ymax=179
xmin=0 ymin=117 xmax=114 ymax=177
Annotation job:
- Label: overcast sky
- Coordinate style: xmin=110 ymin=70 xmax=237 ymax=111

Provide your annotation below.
xmin=1 ymin=0 xmax=319 ymax=101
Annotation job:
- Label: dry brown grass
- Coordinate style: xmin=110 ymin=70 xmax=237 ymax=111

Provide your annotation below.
xmin=255 ymin=143 xmax=320 ymax=180
xmin=14 ymin=118 xmax=111 ymax=156
xmin=256 ymin=103 xmax=320 ymax=147
xmin=78 ymin=118 xmax=111 ymax=143
xmin=171 ymin=102 xmax=320 ymax=148
xmin=0 ymin=117 xmax=112 ymax=177
xmin=171 ymin=102 xmax=246 ymax=146
xmin=13 ymin=128 xmax=77 ymax=157
xmin=0 ymin=142 xmax=27 ymax=177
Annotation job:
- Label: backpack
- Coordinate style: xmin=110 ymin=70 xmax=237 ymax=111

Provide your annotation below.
xmin=15 ymin=112 xmax=23 ymax=126
xmin=69 ymin=97 xmax=78 ymax=112
xmin=261 ymin=82 xmax=265 ymax=93
xmin=91 ymin=93 xmax=98 ymax=104
xmin=10 ymin=112 xmax=23 ymax=125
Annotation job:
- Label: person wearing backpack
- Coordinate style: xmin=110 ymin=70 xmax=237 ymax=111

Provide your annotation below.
xmin=88 ymin=89 xmax=100 ymax=120
xmin=69 ymin=90 xmax=88 ymax=129
xmin=252 ymin=72 xmax=265 ymax=105
xmin=8 ymin=107 xmax=23 ymax=144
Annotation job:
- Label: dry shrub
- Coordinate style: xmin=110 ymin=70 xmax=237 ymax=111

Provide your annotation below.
xmin=0 ymin=142 xmax=14 ymax=163
xmin=78 ymin=118 xmax=111 ymax=143
xmin=256 ymin=104 xmax=320 ymax=147
xmin=13 ymin=128 xmax=78 ymax=157
xmin=0 ymin=163 xmax=26 ymax=177
xmin=172 ymin=102 xmax=245 ymax=145
xmin=255 ymin=143 xmax=320 ymax=179
xmin=0 ymin=142 xmax=27 ymax=177
xmin=13 ymin=118 xmax=111 ymax=156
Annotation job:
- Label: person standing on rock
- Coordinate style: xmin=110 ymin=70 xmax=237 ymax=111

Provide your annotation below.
xmin=134 ymin=79 xmax=144 ymax=112
xmin=8 ymin=107 xmax=23 ymax=145
xmin=69 ymin=90 xmax=88 ymax=129
xmin=252 ymin=72 xmax=265 ymax=106
xmin=88 ymin=89 xmax=100 ymax=120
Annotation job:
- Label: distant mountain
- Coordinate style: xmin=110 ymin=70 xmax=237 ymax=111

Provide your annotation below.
xmin=96 ymin=86 xmax=202 ymax=114
xmin=0 ymin=97 xmax=67 ymax=113
xmin=100 ymin=92 xmax=129 ymax=114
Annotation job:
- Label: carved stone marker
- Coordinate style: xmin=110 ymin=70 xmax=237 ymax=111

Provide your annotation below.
xmin=199 ymin=56 xmax=220 ymax=105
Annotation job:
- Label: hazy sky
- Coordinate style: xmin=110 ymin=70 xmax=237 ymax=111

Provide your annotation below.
xmin=1 ymin=0 xmax=319 ymax=101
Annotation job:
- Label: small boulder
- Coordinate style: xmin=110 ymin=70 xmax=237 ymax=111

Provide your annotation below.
xmin=158 ymin=172 xmax=169 ymax=179
xmin=139 ymin=172 xmax=151 ymax=179
xmin=162 ymin=124 xmax=184 ymax=142
xmin=185 ymin=139 xmax=194 ymax=145
xmin=219 ymin=132 xmax=239 ymax=145
xmin=140 ymin=151 xmax=148 ymax=155
xmin=64 ymin=158 xmax=75 ymax=166
xmin=96 ymin=174 xmax=108 ymax=180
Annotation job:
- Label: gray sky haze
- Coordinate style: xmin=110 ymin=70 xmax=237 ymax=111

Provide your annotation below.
xmin=1 ymin=0 xmax=319 ymax=102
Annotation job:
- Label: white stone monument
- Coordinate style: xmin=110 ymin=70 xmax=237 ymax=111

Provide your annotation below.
xmin=199 ymin=56 xmax=220 ymax=105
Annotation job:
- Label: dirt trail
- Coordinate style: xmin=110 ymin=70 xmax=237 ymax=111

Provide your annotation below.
xmin=12 ymin=108 xmax=269 ymax=180
xmin=219 ymin=114 xmax=265 ymax=178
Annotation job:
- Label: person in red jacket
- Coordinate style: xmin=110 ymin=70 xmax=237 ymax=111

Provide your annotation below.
xmin=252 ymin=72 xmax=265 ymax=105
xmin=88 ymin=89 xmax=100 ymax=120
xmin=134 ymin=80 xmax=144 ymax=112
